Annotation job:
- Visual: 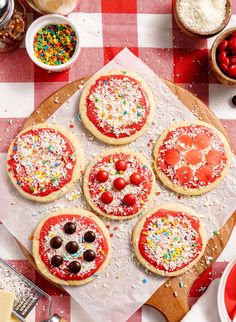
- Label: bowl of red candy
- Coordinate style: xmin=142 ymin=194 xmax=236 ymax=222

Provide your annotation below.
xmin=210 ymin=27 xmax=236 ymax=85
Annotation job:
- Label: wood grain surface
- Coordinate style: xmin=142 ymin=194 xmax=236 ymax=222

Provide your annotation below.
xmin=18 ymin=77 xmax=235 ymax=322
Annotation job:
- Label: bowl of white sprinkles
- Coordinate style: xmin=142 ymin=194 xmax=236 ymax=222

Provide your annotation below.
xmin=174 ymin=0 xmax=232 ymax=37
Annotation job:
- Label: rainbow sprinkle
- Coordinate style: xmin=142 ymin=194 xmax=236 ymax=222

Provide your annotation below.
xmin=33 ymin=24 xmax=77 ymax=65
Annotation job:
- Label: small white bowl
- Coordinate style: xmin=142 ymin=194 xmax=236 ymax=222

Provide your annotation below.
xmin=218 ymin=255 xmax=236 ymax=322
xmin=25 ymin=14 xmax=80 ymax=72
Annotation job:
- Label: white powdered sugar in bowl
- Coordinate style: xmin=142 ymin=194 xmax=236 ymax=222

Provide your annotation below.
xmin=177 ymin=0 xmax=227 ymax=34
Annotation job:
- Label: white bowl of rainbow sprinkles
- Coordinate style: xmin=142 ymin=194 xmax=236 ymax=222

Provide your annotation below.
xmin=25 ymin=14 xmax=81 ymax=72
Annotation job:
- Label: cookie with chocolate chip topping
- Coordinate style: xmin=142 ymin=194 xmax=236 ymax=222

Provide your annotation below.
xmin=33 ymin=208 xmax=111 ymax=286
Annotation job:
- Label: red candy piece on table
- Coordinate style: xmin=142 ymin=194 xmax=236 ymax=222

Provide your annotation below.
xmin=101 ymin=191 xmax=113 ymax=204
xmin=218 ymin=40 xmax=228 ymax=52
xmin=184 ymin=149 xmax=202 ymax=165
xmin=164 ymin=148 xmax=180 ymax=166
xmin=193 ymin=133 xmax=211 ymax=149
xmin=130 ymin=173 xmax=142 ymax=185
xmin=231 ymin=32 xmax=236 ymax=38
xmin=206 ymin=150 xmax=222 ymax=166
xmin=196 ymin=165 xmax=213 ymax=183
xmin=123 ymin=194 xmax=136 ymax=206
xmin=228 ymin=65 xmax=236 ymax=78
xmin=217 ymin=51 xmax=227 ymax=64
xmin=228 ymin=38 xmax=236 ymax=50
xmin=115 ymin=160 xmax=127 ymax=172
xmin=176 ymin=134 xmax=193 ymax=151
xmin=219 ymin=63 xmax=228 ymax=74
xmin=229 ymin=56 xmax=236 ymax=66
xmin=176 ymin=166 xmax=193 ymax=184
xmin=96 ymin=170 xmax=109 ymax=183
xmin=113 ymin=177 xmax=126 ymax=190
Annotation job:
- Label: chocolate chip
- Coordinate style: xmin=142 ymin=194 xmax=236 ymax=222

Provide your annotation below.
xmin=84 ymin=231 xmax=96 ymax=243
xmin=66 ymin=241 xmax=78 ymax=254
xmin=51 ymin=255 xmax=63 ymax=267
xmin=232 ymin=95 xmax=236 ymax=106
xmin=64 ymin=222 xmax=76 ymax=234
xmin=69 ymin=261 xmax=81 ymax=274
xmin=83 ymin=249 xmax=96 ymax=262
xmin=50 ymin=236 xmax=62 ymax=249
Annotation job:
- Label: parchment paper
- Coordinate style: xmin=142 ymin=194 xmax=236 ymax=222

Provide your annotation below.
xmin=0 ymin=48 xmax=236 ymax=322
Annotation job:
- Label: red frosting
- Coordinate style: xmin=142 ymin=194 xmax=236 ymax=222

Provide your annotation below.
xmin=7 ymin=128 xmax=76 ymax=197
xmin=225 ymin=263 xmax=236 ymax=320
xmin=39 ymin=214 xmax=109 ymax=281
xmin=157 ymin=125 xmax=227 ymax=189
xmin=86 ymin=75 xmax=149 ymax=138
xmin=138 ymin=209 xmax=203 ymax=272
xmin=88 ymin=152 xmax=153 ymax=217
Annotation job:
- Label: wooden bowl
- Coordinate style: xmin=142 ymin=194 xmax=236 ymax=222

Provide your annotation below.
xmin=174 ymin=0 xmax=232 ymax=38
xmin=210 ymin=27 xmax=236 ymax=86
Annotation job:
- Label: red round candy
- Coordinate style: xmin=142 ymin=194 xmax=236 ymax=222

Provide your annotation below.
xmin=231 ymin=32 xmax=236 ymax=38
xmin=218 ymin=40 xmax=228 ymax=52
xmin=219 ymin=63 xmax=228 ymax=74
xmin=228 ymin=38 xmax=236 ymax=50
xmin=222 ymin=57 xmax=229 ymax=66
xmin=130 ymin=173 xmax=142 ymax=185
xmin=113 ymin=177 xmax=126 ymax=190
xmin=115 ymin=160 xmax=127 ymax=172
xmin=123 ymin=194 xmax=136 ymax=206
xmin=101 ymin=191 xmax=113 ymax=204
xmin=96 ymin=170 xmax=109 ymax=183
xmin=229 ymin=55 xmax=236 ymax=66
xmin=217 ymin=51 xmax=227 ymax=64
xmin=228 ymin=65 xmax=236 ymax=78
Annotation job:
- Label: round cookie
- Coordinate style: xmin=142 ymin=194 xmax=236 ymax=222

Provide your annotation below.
xmin=33 ymin=208 xmax=111 ymax=286
xmin=83 ymin=148 xmax=156 ymax=220
xmin=132 ymin=204 xmax=206 ymax=277
xmin=7 ymin=123 xmax=85 ymax=202
xmin=79 ymin=70 xmax=155 ymax=145
xmin=153 ymin=120 xmax=232 ymax=195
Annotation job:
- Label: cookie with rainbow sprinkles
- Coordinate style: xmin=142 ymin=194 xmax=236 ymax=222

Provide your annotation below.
xmin=79 ymin=70 xmax=155 ymax=145
xmin=33 ymin=208 xmax=111 ymax=286
xmin=153 ymin=120 xmax=232 ymax=195
xmin=83 ymin=148 xmax=156 ymax=220
xmin=132 ymin=204 xmax=206 ymax=276
xmin=7 ymin=123 xmax=84 ymax=202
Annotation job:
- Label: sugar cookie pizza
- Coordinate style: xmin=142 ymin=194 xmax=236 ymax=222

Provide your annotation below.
xmin=132 ymin=204 xmax=206 ymax=276
xmin=7 ymin=123 xmax=84 ymax=202
xmin=79 ymin=70 xmax=155 ymax=145
xmin=33 ymin=208 xmax=111 ymax=286
xmin=83 ymin=148 xmax=156 ymax=220
xmin=154 ymin=121 xmax=232 ymax=195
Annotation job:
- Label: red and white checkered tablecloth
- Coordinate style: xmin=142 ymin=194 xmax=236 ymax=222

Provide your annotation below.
xmin=0 ymin=1 xmax=236 ymax=321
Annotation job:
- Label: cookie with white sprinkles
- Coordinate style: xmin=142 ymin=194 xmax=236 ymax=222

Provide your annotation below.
xmin=132 ymin=204 xmax=206 ymax=276
xmin=7 ymin=123 xmax=85 ymax=202
xmin=79 ymin=70 xmax=155 ymax=145
xmin=153 ymin=121 xmax=232 ymax=195
xmin=83 ymin=148 xmax=156 ymax=220
xmin=33 ymin=208 xmax=111 ymax=286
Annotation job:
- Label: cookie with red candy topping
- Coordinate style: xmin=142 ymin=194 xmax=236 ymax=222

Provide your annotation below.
xmin=132 ymin=204 xmax=206 ymax=277
xmin=83 ymin=148 xmax=156 ymax=220
xmin=153 ymin=121 xmax=232 ymax=195
xmin=33 ymin=208 xmax=111 ymax=286
xmin=79 ymin=70 xmax=155 ymax=145
xmin=6 ymin=123 xmax=85 ymax=202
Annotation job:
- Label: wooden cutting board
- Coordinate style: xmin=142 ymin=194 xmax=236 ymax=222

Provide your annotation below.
xmin=19 ymin=78 xmax=236 ymax=322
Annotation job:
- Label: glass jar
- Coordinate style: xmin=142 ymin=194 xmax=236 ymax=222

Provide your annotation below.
xmin=0 ymin=0 xmax=27 ymax=53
